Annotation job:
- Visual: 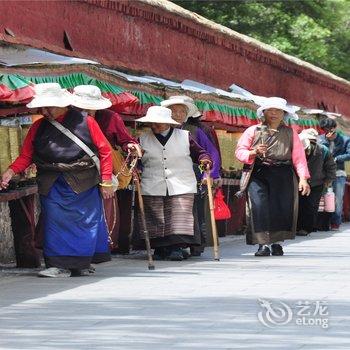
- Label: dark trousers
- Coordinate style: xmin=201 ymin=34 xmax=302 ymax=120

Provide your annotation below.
xmin=297 ymin=185 xmax=323 ymax=233
xmin=190 ymin=188 xmax=207 ymax=255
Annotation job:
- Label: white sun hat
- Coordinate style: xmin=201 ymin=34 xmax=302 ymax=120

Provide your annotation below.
xmin=160 ymin=97 xmax=195 ymax=118
xmin=136 ymin=106 xmax=180 ymax=125
xmin=26 ymin=83 xmax=73 ymax=108
xmin=299 ymin=128 xmax=319 ymax=149
xmin=71 ymin=85 xmax=112 ymax=110
xmin=257 ymin=97 xmax=296 ymax=119
xmin=168 ymin=95 xmax=201 ymax=118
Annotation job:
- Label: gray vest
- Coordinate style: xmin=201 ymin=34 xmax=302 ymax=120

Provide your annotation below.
xmin=252 ymin=124 xmax=293 ymax=161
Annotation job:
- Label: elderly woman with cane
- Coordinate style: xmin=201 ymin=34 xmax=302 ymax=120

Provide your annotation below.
xmin=0 ymin=83 xmax=113 ymax=277
xmin=161 ymin=96 xmax=221 ymax=257
xmin=235 ymin=97 xmax=310 ymax=257
xmin=134 ymin=106 xmax=212 ymax=261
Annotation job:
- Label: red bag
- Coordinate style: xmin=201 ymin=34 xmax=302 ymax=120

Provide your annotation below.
xmin=214 ymin=189 xmax=232 ymax=220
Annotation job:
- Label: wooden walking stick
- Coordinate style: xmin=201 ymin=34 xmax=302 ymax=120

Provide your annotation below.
xmin=205 ymin=169 xmax=220 ymax=261
xmin=117 ymin=153 xmax=138 ymax=249
xmin=128 ymin=180 xmax=136 ymax=247
xmin=132 ymin=169 xmax=155 ymax=270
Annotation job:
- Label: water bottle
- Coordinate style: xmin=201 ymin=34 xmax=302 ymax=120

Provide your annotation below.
xmin=324 ymin=187 xmax=335 ymax=213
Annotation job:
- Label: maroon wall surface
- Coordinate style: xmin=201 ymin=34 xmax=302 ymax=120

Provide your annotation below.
xmin=0 ymin=0 xmax=349 ymax=115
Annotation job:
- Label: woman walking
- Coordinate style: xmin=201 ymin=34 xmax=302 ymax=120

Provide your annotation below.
xmin=297 ymin=128 xmax=336 ymax=235
xmin=0 ymin=83 xmax=113 ymax=277
xmin=235 ymin=97 xmax=310 ymax=256
xmin=135 ymin=106 xmax=212 ymax=261
xmin=161 ymin=96 xmax=221 ymax=256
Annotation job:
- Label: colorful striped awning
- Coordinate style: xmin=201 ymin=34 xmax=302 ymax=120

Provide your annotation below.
xmin=0 ymin=74 xmax=35 ymax=103
xmin=0 ymin=71 xmax=322 ymax=132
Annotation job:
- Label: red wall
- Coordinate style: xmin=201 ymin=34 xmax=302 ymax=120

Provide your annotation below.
xmin=0 ymin=0 xmax=349 ymax=116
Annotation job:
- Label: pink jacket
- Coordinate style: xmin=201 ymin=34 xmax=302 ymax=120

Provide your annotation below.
xmin=235 ymin=125 xmax=310 ymax=179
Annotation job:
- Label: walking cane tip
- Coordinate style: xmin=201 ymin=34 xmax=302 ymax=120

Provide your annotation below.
xmin=148 ymin=265 xmax=155 ymax=270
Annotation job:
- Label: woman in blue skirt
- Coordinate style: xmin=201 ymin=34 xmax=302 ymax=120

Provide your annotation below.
xmin=0 ymin=83 xmax=114 ymax=277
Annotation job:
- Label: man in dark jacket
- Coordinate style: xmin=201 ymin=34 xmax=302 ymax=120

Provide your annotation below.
xmin=319 ymin=119 xmax=350 ymax=230
xmin=297 ymin=128 xmax=336 ymax=236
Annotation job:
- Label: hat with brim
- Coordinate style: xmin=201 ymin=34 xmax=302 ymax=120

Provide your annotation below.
xmin=300 ymin=128 xmax=318 ymax=140
xmin=299 ymin=134 xmax=311 ymax=150
xmin=257 ymin=97 xmax=295 ymax=118
xmin=161 ymin=98 xmax=194 ymax=118
xmin=168 ymin=95 xmax=201 ymax=118
xmin=71 ymin=85 xmax=112 ymax=110
xmin=299 ymin=128 xmax=318 ymax=149
xmin=136 ymin=106 xmax=180 ymax=125
xmin=26 ymin=83 xmax=73 ymax=108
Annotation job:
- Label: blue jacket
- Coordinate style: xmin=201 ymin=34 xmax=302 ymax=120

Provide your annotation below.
xmin=319 ymin=133 xmax=350 ymax=171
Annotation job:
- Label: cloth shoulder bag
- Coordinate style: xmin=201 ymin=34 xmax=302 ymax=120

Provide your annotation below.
xmin=110 ymin=146 xmax=132 ymax=190
xmin=48 ymin=119 xmax=118 ymax=191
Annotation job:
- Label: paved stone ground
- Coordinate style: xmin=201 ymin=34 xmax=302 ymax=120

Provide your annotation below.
xmin=1 ymin=226 xmax=350 ymax=350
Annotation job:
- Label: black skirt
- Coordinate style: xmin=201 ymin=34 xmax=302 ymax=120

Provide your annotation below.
xmin=246 ymin=163 xmax=298 ymax=245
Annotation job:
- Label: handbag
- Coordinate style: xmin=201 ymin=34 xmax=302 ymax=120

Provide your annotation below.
xmin=214 ymin=188 xmax=232 ymax=220
xmin=48 ymin=119 xmax=119 ymax=191
xmin=110 ymin=146 xmax=132 ymax=190
xmin=324 ymin=187 xmax=335 ymax=212
xmin=318 ymin=187 xmax=335 ymax=213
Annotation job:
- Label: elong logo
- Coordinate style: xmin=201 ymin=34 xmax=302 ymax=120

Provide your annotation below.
xmin=257 ymin=299 xmax=329 ymax=329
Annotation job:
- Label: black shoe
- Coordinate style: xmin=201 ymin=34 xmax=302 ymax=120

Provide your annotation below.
xmin=88 ymin=265 xmax=96 ymax=274
xmin=271 ymin=244 xmax=284 ymax=256
xmin=254 ymin=245 xmax=271 ymax=256
xmin=70 ymin=269 xmax=90 ymax=277
xmin=181 ymin=249 xmax=191 ymax=259
xmin=168 ymin=248 xmax=184 ymax=261
xmin=190 ymin=247 xmax=203 ymax=257
xmin=152 ymin=247 xmax=167 ymax=261
xmin=296 ymin=230 xmax=309 ymax=236
xmin=190 ymin=251 xmax=201 ymax=257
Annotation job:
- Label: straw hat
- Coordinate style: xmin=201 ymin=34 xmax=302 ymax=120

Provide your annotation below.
xmin=71 ymin=85 xmax=112 ymax=110
xmin=161 ymin=97 xmax=195 ymax=118
xmin=168 ymin=95 xmax=201 ymax=118
xmin=257 ymin=97 xmax=295 ymax=118
xmin=136 ymin=106 xmax=180 ymax=125
xmin=299 ymin=128 xmax=319 ymax=149
xmin=26 ymin=83 xmax=73 ymax=108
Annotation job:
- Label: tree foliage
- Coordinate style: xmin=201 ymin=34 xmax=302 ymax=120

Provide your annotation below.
xmin=173 ymin=0 xmax=350 ymax=80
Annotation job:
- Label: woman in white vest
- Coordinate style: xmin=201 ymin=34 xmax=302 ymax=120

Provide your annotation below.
xmin=135 ymin=106 xmax=212 ymax=261
xmin=161 ymin=96 xmax=221 ymax=257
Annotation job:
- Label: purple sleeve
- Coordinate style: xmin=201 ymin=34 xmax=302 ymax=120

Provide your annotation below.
xmin=194 ymin=128 xmax=221 ymax=179
xmin=189 ymin=134 xmax=211 ymax=162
